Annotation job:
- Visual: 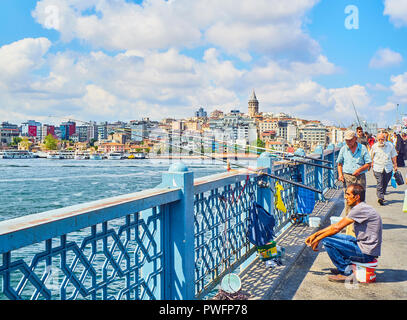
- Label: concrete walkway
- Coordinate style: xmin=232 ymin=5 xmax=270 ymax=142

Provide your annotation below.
xmin=269 ymin=167 xmax=407 ymax=300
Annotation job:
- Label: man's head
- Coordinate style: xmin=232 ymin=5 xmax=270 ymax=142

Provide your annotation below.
xmin=377 ymin=133 xmax=386 ymax=147
xmin=344 ymin=130 xmax=357 ymax=148
xmin=356 ymin=127 xmax=363 ymax=137
xmin=345 ymin=184 xmax=365 ymax=208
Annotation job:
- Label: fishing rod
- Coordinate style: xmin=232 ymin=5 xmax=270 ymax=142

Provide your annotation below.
xmin=126 ymin=130 xmax=324 ymax=195
xmin=145 ymin=127 xmax=333 ymax=164
xmin=48 ymin=114 xmax=332 ymax=164
xmin=120 ymin=127 xmax=334 ymax=170
xmin=47 ymin=116 xmax=329 ymax=189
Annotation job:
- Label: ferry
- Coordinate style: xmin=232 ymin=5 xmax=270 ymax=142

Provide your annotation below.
xmin=74 ymin=152 xmax=86 ymax=160
xmin=107 ymin=152 xmax=123 ymax=160
xmin=134 ymin=152 xmax=146 ymax=159
xmin=47 ymin=152 xmax=63 ymax=160
xmin=0 ymin=150 xmax=36 ymax=159
xmin=89 ymin=153 xmax=103 ymax=160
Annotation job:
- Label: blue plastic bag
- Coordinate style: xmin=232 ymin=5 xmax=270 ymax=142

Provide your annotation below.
xmin=391 ymin=172 xmax=397 ymax=189
xmin=247 ymin=202 xmax=276 ymax=247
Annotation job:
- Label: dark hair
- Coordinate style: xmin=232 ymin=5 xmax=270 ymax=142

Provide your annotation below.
xmin=347 ymin=183 xmax=365 ymax=202
xmin=356 ymin=126 xmax=363 ymax=131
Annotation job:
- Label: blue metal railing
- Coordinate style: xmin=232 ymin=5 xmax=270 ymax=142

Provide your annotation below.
xmin=0 ymin=147 xmax=340 ymax=300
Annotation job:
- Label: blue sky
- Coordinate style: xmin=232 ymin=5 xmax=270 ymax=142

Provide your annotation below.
xmin=0 ymin=0 xmax=406 ymax=128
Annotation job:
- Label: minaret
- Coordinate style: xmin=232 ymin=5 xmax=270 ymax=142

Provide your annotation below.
xmin=248 ymin=89 xmax=259 ymax=117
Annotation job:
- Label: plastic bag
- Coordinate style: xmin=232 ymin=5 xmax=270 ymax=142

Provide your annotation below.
xmin=391 ymin=172 xmax=397 ymax=189
xmin=394 ymin=170 xmax=404 ymax=185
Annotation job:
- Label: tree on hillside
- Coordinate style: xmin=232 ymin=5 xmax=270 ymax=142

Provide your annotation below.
xmin=44 ymin=134 xmax=58 ymax=150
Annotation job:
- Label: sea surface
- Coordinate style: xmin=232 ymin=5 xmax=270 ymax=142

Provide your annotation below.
xmin=0 ymin=158 xmax=233 ymax=222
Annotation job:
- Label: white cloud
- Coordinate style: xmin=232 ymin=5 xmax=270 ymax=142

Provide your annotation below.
xmin=0 ymin=38 xmax=51 ymax=86
xmin=384 ymin=0 xmax=407 ymax=27
xmin=32 ymin=0 xmax=320 ymax=59
xmin=390 ymin=71 xmax=407 ymax=103
xmin=369 ymin=48 xmax=403 ymax=69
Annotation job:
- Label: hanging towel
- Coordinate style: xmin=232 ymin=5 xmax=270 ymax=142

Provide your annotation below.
xmin=247 ymin=202 xmax=276 ymax=247
xmin=275 ymin=182 xmax=287 ymax=213
xmin=297 ymin=186 xmax=316 ymax=214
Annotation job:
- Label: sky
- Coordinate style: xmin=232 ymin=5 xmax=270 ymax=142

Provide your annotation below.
xmin=0 ymin=0 xmax=406 ymax=128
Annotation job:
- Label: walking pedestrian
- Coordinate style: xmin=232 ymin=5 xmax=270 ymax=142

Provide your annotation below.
xmin=337 ymin=130 xmax=372 ymax=236
xmin=305 ymin=183 xmax=382 ymax=282
xmin=370 ymin=133 xmax=398 ymax=205
xmin=395 ymin=132 xmax=406 ymax=167
xmin=356 ymin=126 xmax=369 ymax=149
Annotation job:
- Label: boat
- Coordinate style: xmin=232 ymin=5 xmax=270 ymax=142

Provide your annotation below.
xmin=47 ymin=152 xmax=63 ymax=159
xmin=0 ymin=150 xmax=36 ymax=159
xmin=107 ymin=152 xmax=123 ymax=160
xmin=74 ymin=152 xmax=86 ymax=160
xmin=89 ymin=153 xmax=103 ymax=160
xmin=134 ymin=152 xmax=146 ymax=159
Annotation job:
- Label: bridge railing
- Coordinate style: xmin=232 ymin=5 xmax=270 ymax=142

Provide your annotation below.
xmin=0 ymin=146 xmax=341 ymax=300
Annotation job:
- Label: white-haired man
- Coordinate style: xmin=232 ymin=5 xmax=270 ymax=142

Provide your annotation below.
xmin=370 ymin=132 xmax=398 ymax=205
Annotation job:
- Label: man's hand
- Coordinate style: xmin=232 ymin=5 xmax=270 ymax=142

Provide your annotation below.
xmin=352 ymin=169 xmax=361 ymax=177
xmin=305 ymin=234 xmax=320 ymax=251
xmin=338 ymin=174 xmax=344 ymax=182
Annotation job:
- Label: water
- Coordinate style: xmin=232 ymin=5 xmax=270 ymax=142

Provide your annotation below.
xmin=0 ymin=158 xmax=229 ymax=222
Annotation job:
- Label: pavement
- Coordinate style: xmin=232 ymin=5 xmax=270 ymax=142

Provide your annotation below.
xmin=239 ymin=167 xmax=407 ymax=300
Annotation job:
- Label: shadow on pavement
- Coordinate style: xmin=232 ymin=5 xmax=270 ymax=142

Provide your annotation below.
xmin=376 ymin=269 xmax=407 ymax=283
xmin=383 ymin=223 xmax=407 ymax=230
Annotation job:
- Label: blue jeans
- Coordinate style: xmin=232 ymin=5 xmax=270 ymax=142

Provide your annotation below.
xmin=321 ymin=234 xmax=376 ymax=275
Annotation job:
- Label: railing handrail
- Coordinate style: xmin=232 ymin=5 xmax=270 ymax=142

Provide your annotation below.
xmin=193 ymin=168 xmax=267 ymax=194
xmin=0 ymin=187 xmax=181 ymax=254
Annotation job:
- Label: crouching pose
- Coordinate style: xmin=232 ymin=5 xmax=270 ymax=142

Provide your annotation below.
xmin=305 ymin=183 xmax=382 ymax=282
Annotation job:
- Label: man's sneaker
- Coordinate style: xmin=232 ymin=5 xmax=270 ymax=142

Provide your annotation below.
xmin=378 ymin=199 xmax=384 ymax=206
xmin=328 ymin=274 xmax=351 ymax=283
xmin=329 ymin=268 xmax=341 ymax=275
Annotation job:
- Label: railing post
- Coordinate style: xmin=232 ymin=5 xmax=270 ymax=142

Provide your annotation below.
xmin=256 ymin=152 xmax=274 ymax=214
xmin=314 ymin=146 xmax=324 ymax=201
xmin=327 ymin=144 xmax=336 ymax=188
xmin=160 ymin=162 xmax=195 ymax=300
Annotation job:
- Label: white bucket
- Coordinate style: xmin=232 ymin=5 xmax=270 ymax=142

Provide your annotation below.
xmin=330 ymin=216 xmax=342 ymax=225
xmin=308 ymin=217 xmax=321 ymax=227
xmin=221 ymin=273 xmax=241 ymax=293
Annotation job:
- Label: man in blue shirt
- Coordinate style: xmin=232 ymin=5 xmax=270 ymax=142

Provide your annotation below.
xmin=337 ymin=130 xmax=372 ymax=236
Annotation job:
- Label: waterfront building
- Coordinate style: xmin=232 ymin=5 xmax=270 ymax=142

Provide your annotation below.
xmin=298 ymin=122 xmax=328 ymax=148
xmin=60 ymin=121 xmax=76 ymax=141
xmin=248 ymin=90 xmax=259 ymax=117
xmin=41 ymin=124 xmax=55 ymax=142
xmin=195 ymin=107 xmax=208 ymax=118
xmin=0 ymin=122 xmax=19 ymax=144
xmin=130 ymin=121 xmax=147 ymax=142
xmin=99 ymin=142 xmax=125 ymax=154
xmin=210 ymin=110 xmax=224 ymax=119
xmin=87 ymin=121 xmax=98 ymax=141
xmin=98 ymin=122 xmax=108 ymax=141
xmin=21 ymin=120 xmax=42 ymax=140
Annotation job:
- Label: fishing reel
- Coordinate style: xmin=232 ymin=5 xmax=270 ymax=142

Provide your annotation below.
xmin=290 ymin=213 xmax=309 ymax=225
xmin=257 ymin=179 xmax=270 ymax=189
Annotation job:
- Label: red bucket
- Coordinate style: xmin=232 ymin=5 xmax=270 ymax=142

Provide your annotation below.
xmin=351 ymin=259 xmax=378 ymax=283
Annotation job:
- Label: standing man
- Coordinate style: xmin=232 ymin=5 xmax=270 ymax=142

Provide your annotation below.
xmin=356 ymin=126 xmax=369 ymax=150
xmin=337 ymin=130 xmax=372 ymax=236
xmin=370 ymin=133 xmax=398 ymax=205
xmin=305 ymin=183 xmax=382 ymax=282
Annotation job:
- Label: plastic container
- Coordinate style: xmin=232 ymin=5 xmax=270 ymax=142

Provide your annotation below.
xmin=330 ymin=216 xmax=342 ymax=225
xmin=308 ymin=217 xmax=321 ymax=227
xmin=351 ymin=259 xmax=378 ymax=283
xmin=257 ymin=241 xmax=277 ymax=261
xmin=221 ymin=273 xmax=241 ymax=293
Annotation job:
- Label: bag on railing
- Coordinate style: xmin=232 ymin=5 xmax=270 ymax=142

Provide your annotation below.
xmin=394 ymin=170 xmax=404 ymax=186
xmin=247 ymin=202 xmax=276 ymax=247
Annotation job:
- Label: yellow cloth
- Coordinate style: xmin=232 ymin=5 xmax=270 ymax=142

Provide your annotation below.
xmin=275 ymin=182 xmax=287 ymax=213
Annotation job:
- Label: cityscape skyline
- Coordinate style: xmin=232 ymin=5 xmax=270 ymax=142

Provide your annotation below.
xmin=1 ymin=1 xmax=407 ymax=127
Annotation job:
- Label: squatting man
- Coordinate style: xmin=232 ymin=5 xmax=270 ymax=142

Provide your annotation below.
xmin=305 ymin=183 xmax=382 ymax=282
